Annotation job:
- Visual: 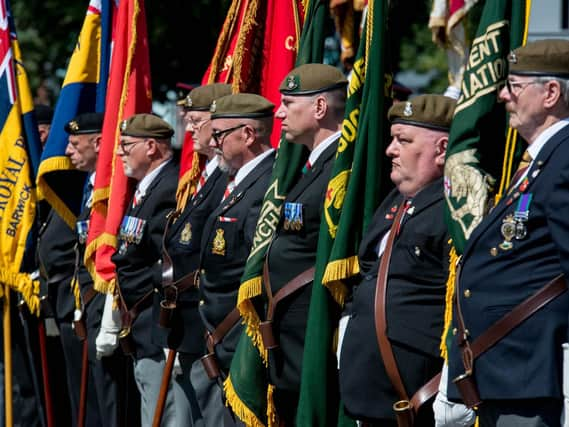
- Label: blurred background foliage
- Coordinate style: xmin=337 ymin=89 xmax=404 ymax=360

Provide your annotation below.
xmin=12 ymin=0 xmax=450 ymax=104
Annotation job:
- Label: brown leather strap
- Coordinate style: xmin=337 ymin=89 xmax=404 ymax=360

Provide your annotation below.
xmin=374 ymin=201 xmax=409 ymax=402
xmin=82 ymin=286 xmax=98 ymax=307
xmin=410 ymin=372 xmax=441 ymax=412
xmin=161 ymin=210 xmax=179 ymax=288
xmin=263 ymin=259 xmax=315 ymax=321
xmin=470 ymin=273 xmax=566 ymax=358
xmin=205 ymin=307 xmax=241 ymax=354
xmin=122 ymin=289 xmax=155 ymax=328
xmin=163 ymin=271 xmax=198 ymax=301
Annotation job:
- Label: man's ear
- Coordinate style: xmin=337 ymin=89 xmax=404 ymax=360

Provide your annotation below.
xmin=435 ymin=136 xmax=448 ymax=166
xmin=313 ymin=95 xmax=328 ymax=120
xmin=93 ymin=134 xmax=102 ymax=153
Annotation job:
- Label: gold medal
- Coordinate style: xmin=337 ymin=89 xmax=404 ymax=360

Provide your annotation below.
xmin=499 ymin=214 xmax=516 ymax=250
xmin=212 ymin=228 xmax=226 ymax=256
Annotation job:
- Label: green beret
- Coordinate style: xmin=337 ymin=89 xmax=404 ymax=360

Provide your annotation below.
xmin=279 ymin=63 xmax=347 ymax=96
xmin=508 ymin=39 xmax=569 ymax=77
xmin=388 ymin=95 xmax=456 ymax=132
xmin=182 ymin=83 xmax=232 ymax=110
xmin=210 ymin=93 xmax=274 ymax=119
xmin=65 ymin=112 xmax=104 ymax=135
xmin=120 ymin=113 xmax=174 ymax=139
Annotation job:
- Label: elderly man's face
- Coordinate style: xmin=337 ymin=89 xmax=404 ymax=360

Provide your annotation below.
xmin=386 ymin=123 xmax=446 ymax=198
xmin=499 ymin=75 xmax=546 ymax=141
xmin=185 ymin=110 xmax=214 ymax=157
xmin=65 ymin=133 xmax=99 ymax=173
xmin=116 ymin=136 xmax=148 ymax=180
xmin=210 ymin=119 xmax=247 ymax=173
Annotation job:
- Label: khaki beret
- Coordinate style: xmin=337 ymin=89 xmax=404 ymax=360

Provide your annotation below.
xmin=65 ymin=112 xmax=104 ymax=135
xmin=388 ymin=95 xmax=456 ymax=132
xmin=120 ymin=113 xmax=174 ymax=139
xmin=210 ymin=93 xmax=274 ymax=119
xmin=508 ymin=39 xmax=569 ymax=77
xmin=279 ymin=63 xmax=348 ymax=96
xmin=182 ymin=83 xmax=232 ymax=110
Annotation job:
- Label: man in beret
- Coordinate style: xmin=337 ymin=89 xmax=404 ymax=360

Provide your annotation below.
xmin=35 ymin=104 xmax=53 ymax=147
xmin=260 ymin=63 xmax=347 ymax=423
xmin=36 ymin=113 xmax=105 ymax=426
xmin=109 ymin=113 xmax=180 ymax=425
xmin=195 ymin=93 xmax=275 ymax=426
xmin=338 ymin=94 xmax=456 ymax=426
xmin=156 ymin=83 xmax=231 ymax=426
xmin=442 ymin=39 xmax=569 ymax=426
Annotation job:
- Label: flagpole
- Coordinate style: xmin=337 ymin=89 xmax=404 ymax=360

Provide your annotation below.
xmin=3 ymin=285 xmax=13 ymax=427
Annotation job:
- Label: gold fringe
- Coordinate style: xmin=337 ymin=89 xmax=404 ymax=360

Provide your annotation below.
xmin=207 ymin=0 xmax=242 ymax=84
xmin=440 ymin=244 xmax=458 ymax=361
xmin=84 ymin=232 xmax=119 ymax=294
xmin=71 ymin=277 xmax=81 ymax=311
xmin=231 ymin=0 xmax=260 ymax=92
xmin=175 ymin=152 xmax=204 ymax=214
xmin=0 ymin=271 xmax=41 ymax=316
xmin=321 ymin=256 xmax=359 ymax=306
xmin=266 ymin=384 xmax=278 ymax=427
xmin=237 ymin=276 xmax=263 ymax=306
xmin=237 ymin=277 xmax=268 ymax=363
xmin=224 ymin=375 xmax=266 ymax=427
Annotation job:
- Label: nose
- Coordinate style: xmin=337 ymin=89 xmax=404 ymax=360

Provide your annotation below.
xmin=498 ymin=83 xmax=510 ymax=103
xmin=275 ymin=104 xmax=286 ymax=120
xmin=64 ymin=143 xmax=73 ymax=156
xmin=209 ymin=137 xmax=218 ymax=148
xmin=385 ymin=138 xmax=398 ymax=158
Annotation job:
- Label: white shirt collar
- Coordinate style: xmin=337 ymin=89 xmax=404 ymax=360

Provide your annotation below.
xmin=205 ymin=156 xmax=219 ymax=177
xmin=527 ymin=118 xmax=569 ymax=163
xmin=136 ymin=159 xmax=171 ymax=198
xmin=308 ymin=131 xmax=341 ymax=166
xmin=234 ymin=149 xmax=274 ymax=187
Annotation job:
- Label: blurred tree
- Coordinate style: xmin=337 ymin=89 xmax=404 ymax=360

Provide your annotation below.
xmin=11 ymin=0 xmax=230 ymax=103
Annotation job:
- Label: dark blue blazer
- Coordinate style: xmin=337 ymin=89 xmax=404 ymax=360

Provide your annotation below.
xmin=448 ymin=123 xmax=569 ymax=400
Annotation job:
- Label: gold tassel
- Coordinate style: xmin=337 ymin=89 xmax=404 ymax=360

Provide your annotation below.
xmin=231 ymin=0 xmax=261 ymax=92
xmin=224 ymin=375 xmax=267 ymax=427
xmin=207 ymin=0 xmax=242 ymax=83
xmin=0 ymin=271 xmax=41 ymax=316
xmin=322 ymin=256 xmax=359 ymax=306
xmin=266 ymin=384 xmax=279 ymax=427
xmin=440 ymin=243 xmax=458 ymax=361
xmin=71 ymin=277 xmax=81 ymax=312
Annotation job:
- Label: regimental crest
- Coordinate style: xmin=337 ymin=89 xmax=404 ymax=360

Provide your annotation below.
xmin=185 ymin=95 xmax=193 ymax=108
xmin=120 ymin=119 xmax=128 ymax=131
xmin=403 ymin=102 xmax=413 ymax=117
xmin=507 ymin=51 xmax=518 ymax=63
xmin=68 ymin=120 xmax=79 ymax=132
xmin=210 ymin=100 xmax=217 ymax=113
xmin=286 ymin=75 xmax=299 ymax=91
xmin=179 ymin=222 xmax=192 ymax=245
xmin=212 ymin=228 xmax=226 ymax=255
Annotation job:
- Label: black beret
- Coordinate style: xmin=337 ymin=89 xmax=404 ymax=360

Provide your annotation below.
xmin=210 ymin=93 xmax=274 ymax=119
xmin=388 ymin=95 xmax=456 ymax=132
xmin=182 ymin=83 xmax=232 ymax=110
xmin=35 ymin=104 xmax=53 ymax=125
xmin=65 ymin=112 xmax=104 ymax=135
xmin=279 ymin=63 xmax=347 ymax=96
xmin=120 ymin=113 xmax=174 ymax=139
xmin=508 ymin=39 xmax=569 ymax=78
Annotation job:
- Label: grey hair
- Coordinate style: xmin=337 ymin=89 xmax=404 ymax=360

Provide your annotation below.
xmin=534 ymin=76 xmax=569 ymax=107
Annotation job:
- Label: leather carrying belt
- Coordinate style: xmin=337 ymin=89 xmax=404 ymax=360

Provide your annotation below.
xmin=201 ymin=307 xmax=241 ymax=379
xmin=117 ymin=288 xmax=155 ymax=355
xmin=453 ymin=269 xmax=567 ymax=407
xmin=260 ymin=260 xmax=315 ymax=349
xmin=82 ymin=285 xmax=98 ymax=307
xmin=374 ymin=202 xmax=439 ymax=426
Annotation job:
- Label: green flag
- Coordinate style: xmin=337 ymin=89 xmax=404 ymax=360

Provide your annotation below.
xmin=224 ymin=1 xmax=329 ymax=425
xmin=441 ymin=0 xmax=529 ymax=358
xmin=296 ymin=1 xmax=391 ymax=425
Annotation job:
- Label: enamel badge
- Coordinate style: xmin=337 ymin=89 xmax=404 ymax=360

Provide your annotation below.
xmin=212 ymin=228 xmax=226 ymax=256
xmin=179 ymin=222 xmax=192 ymax=245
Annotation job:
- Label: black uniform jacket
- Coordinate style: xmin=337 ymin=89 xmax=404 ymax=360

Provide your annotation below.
xmin=155 ymin=166 xmax=227 ymax=353
xmin=38 ymin=209 xmax=76 ymax=322
xmin=199 ymin=152 xmax=275 ymax=371
xmin=448 ymin=124 xmax=569 ymax=401
xmin=339 ymin=178 xmax=449 ymax=420
xmin=265 ymin=140 xmax=337 ymax=391
xmin=111 ymin=160 xmax=178 ymax=359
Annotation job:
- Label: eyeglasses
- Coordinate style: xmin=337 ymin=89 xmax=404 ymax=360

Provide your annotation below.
xmin=118 ymin=139 xmax=144 ymax=155
xmin=506 ymin=79 xmax=540 ymax=96
xmin=186 ymin=118 xmax=210 ymax=130
xmin=211 ymin=124 xmax=246 ymax=145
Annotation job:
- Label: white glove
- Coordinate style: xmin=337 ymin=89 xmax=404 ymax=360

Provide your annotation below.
xmin=163 ymin=348 xmax=182 ymax=377
xmin=433 ymin=362 xmax=476 ymax=427
xmin=95 ymin=293 xmax=122 ymax=359
xmin=562 ymin=343 xmax=569 ymax=427
xmin=336 ymin=314 xmax=350 ymax=369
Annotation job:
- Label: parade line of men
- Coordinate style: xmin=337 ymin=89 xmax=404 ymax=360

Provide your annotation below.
xmin=12 ymin=39 xmax=569 ymax=427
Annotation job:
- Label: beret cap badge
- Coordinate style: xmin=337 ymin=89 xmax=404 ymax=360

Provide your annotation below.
xmin=286 ymin=75 xmax=299 ymax=90
xmin=68 ymin=120 xmax=79 ymax=132
xmin=120 ymin=119 xmax=128 ymax=132
xmin=507 ymin=51 xmax=518 ymax=63
xmin=185 ymin=95 xmax=193 ymax=108
xmin=403 ymin=102 xmax=413 ymax=117
xmin=210 ymin=100 xmax=217 ymax=113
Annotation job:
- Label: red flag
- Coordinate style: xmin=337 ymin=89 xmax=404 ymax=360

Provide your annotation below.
xmin=85 ymin=0 xmax=152 ymax=293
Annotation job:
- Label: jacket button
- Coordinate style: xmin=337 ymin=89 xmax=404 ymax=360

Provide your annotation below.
xmin=452 ymin=327 xmax=458 ymax=336
xmin=463 ymin=289 xmax=471 ymax=298
xmin=199 ymin=300 xmax=205 ymax=306
xmin=490 ymin=247 xmax=498 ymax=256
xmin=414 ymin=246 xmax=421 ymax=256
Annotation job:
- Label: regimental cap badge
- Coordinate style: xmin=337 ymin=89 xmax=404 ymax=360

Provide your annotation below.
xmin=286 ymin=75 xmax=299 ymax=90
xmin=68 ymin=120 xmax=79 ymax=132
xmin=120 ymin=119 xmax=128 ymax=132
xmin=210 ymin=100 xmax=217 ymax=113
xmin=403 ymin=101 xmax=413 ymax=117
xmin=185 ymin=95 xmax=193 ymax=108
xmin=507 ymin=51 xmax=518 ymax=64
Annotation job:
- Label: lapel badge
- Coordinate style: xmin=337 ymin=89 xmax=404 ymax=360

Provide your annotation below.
xmin=403 ymin=102 xmax=413 ymax=117
xmin=179 ymin=222 xmax=192 ymax=245
xmin=531 ymin=169 xmax=540 ymax=178
xmin=518 ymin=177 xmax=529 ymax=192
xmin=407 ymin=206 xmax=415 ymax=216
xmin=286 ymin=75 xmax=299 ymax=91
xmin=212 ymin=228 xmax=226 ymax=256
xmin=76 ymin=220 xmax=90 ymax=244
xmin=499 ymin=214 xmax=516 ymax=250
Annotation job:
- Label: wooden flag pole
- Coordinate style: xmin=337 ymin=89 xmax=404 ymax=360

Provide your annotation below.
xmin=3 ymin=285 xmax=13 ymax=427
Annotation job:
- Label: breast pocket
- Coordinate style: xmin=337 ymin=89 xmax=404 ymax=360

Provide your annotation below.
xmin=206 ymin=217 xmax=240 ymax=259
